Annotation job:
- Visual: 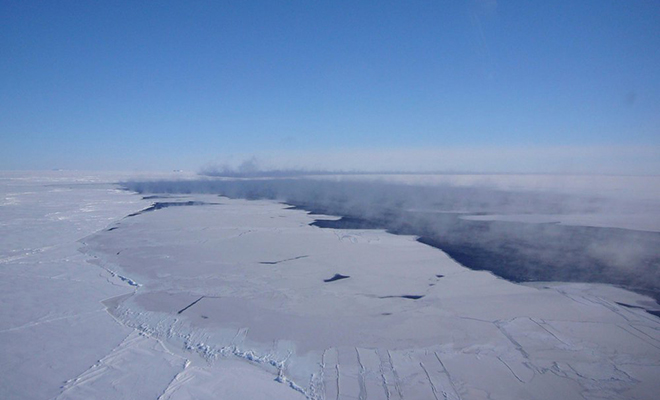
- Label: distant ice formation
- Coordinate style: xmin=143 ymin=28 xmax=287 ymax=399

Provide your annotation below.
xmin=2 ymin=171 xmax=659 ymax=400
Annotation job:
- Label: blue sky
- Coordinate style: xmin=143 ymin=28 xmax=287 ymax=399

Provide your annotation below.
xmin=1 ymin=1 xmax=659 ymax=173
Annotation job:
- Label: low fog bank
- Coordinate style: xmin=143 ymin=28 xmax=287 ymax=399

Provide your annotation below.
xmin=200 ymin=158 xmax=333 ymax=178
xmin=122 ymin=177 xmax=660 ymax=303
xmin=125 ymin=178 xmax=603 ymax=216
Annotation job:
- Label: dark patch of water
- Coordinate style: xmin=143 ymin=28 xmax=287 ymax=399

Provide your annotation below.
xmin=380 ymin=295 xmax=424 ymax=300
xmin=141 ymin=195 xmax=189 ymax=200
xmin=119 ymin=181 xmax=660 ymax=305
xmin=177 ymin=296 xmax=205 ymax=314
xmin=126 ymin=201 xmax=220 ymax=217
xmin=312 ymin=217 xmax=385 ymax=230
xmin=309 ymin=210 xmax=660 ymax=304
xmin=615 ymin=302 xmax=660 ymax=319
xmin=259 ymin=255 xmax=309 ymax=265
xmin=324 ymin=274 xmax=350 ymax=283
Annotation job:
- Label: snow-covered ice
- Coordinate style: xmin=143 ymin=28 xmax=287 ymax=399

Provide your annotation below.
xmin=1 ymin=171 xmax=659 ymax=399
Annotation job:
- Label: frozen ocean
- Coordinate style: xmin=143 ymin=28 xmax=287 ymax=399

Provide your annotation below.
xmin=2 ymin=171 xmax=660 ymax=400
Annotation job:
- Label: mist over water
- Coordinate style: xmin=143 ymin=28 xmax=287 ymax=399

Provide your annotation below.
xmin=123 ymin=177 xmax=660 ymax=304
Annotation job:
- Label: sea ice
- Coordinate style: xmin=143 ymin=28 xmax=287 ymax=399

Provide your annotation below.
xmin=1 ymin=171 xmax=659 ymax=400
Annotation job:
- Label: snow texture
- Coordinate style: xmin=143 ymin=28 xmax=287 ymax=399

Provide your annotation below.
xmin=1 ymin=171 xmax=659 ymax=400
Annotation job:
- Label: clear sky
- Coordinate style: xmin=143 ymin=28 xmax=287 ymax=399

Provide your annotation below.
xmin=1 ymin=1 xmax=659 ymax=173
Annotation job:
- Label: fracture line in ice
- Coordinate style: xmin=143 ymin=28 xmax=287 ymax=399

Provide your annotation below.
xmin=355 ymin=348 xmax=368 ymax=400
xmin=109 ymin=304 xmax=315 ymax=398
xmin=0 ymin=309 xmax=104 ymax=333
xmin=419 ymin=362 xmax=441 ymax=400
xmin=156 ymin=360 xmax=192 ymax=400
xmin=102 ymin=267 xmax=141 ymax=287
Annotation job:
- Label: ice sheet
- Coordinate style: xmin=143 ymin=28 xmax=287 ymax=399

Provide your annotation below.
xmin=2 ymin=171 xmax=659 ymax=400
xmin=84 ymin=193 xmax=660 ymax=399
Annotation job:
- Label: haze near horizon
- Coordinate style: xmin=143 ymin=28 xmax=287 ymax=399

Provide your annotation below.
xmin=1 ymin=1 xmax=659 ymax=174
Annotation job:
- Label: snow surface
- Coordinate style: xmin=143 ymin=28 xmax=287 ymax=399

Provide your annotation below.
xmin=2 ymin=171 xmax=660 ymax=399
